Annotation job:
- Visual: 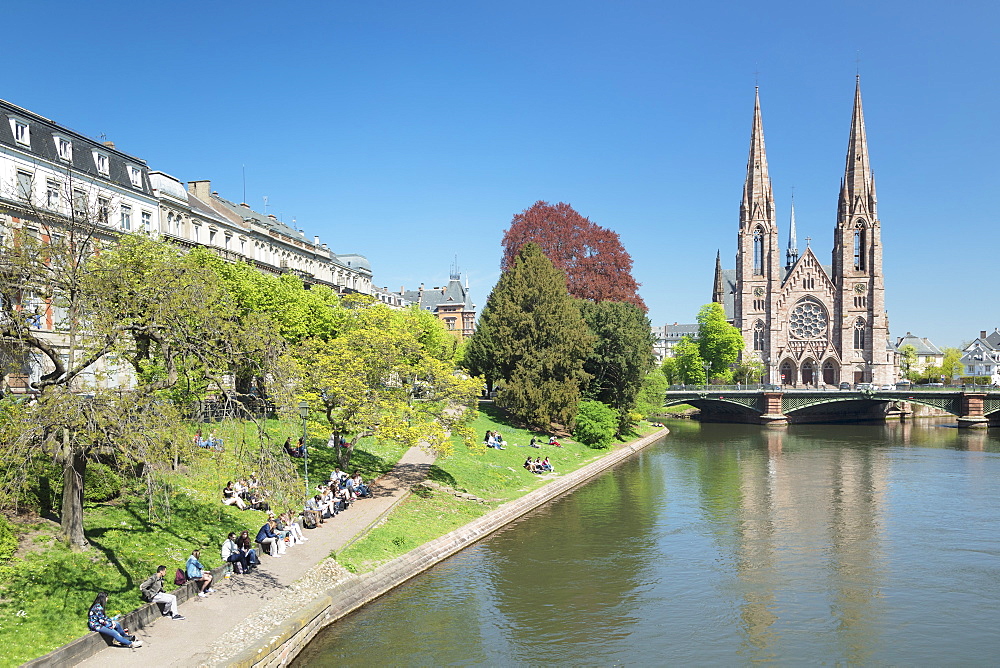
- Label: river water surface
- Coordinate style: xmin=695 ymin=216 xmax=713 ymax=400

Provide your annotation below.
xmin=295 ymin=419 xmax=1000 ymax=666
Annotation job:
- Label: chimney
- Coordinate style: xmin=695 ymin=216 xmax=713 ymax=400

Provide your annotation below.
xmin=314 ymin=235 xmax=320 ymax=246
xmin=188 ymin=180 xmax=212 ymax=201
xmin=267 ymin=214 xmax=277 ymax=220
xmin=981 ymin=331 xmax=987 ymax=339
xmin=102 ymin=140 xmax=116 ymax=149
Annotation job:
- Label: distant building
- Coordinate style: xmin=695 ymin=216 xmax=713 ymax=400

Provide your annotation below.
xmin=960 ymin=329 xmax=1000 ymax=385
xmin=404 ymin=272 xmax=476 ymax=337
xmin=652 ymin=323 xmax=699 ymax=363
xmin=894 ymin=332 xmax=943 ymax=376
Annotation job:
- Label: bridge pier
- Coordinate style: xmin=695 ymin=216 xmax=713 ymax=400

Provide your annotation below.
xmin=957 ymin=393 xmax=990 ymax=429
xmin=759 ymin=391 xmax=788 ymax=427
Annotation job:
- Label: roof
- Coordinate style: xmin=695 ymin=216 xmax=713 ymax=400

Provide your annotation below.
xmin=404 ymin=278 xmax=472 ymax=311
xmin=895 ymin=332 xmax=943 ymax=356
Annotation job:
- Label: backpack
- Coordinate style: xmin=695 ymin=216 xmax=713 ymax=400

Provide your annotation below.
xmin=174 ymin=568 xmax=188 ymax=586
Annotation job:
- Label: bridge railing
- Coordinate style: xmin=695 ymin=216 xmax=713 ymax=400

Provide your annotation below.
xmin=666 ymin=384 xmax=998 ymax=393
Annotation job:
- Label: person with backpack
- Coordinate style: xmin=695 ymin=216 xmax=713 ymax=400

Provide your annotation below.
xmin=139 ymin=565 xmax=185 ymax=619
xmin=88 ymin=592 xmax=143 ymax=647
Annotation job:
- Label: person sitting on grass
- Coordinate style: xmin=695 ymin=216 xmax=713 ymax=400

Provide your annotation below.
xmin=221 ymin=533 xmax=250 ymax=574
xmin=548 ymin=435 xmax=561 ymax=447
xmin=185 ymin=549 xmax=214 ymax=597
xmin=88 ymin=592 xmax=142 ymax=648
xmin=542 ymin=457 xmax=553 ymax=472
xmin=524 ymin=457 xmax=536 ymax=472
xmin=222 ymin=482 xmax=248 ymax=510
xmin=255 ymin=519 xmax=285 ymax=557
xmin=529 ymin=436 xmax=541 ymax=448
xmin=140 ymin=565 xmax=184 ymax=619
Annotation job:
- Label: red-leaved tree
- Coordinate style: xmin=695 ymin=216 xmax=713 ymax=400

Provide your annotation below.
xmin=500 ymin=201 xmax=647 ymax=311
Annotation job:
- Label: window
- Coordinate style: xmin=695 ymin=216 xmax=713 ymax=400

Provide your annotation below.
xmin=790 ymin=299 xmax=828 ymax=340
xmin=16 ymin=171 xmax=32 ymax=201
xmin=92 ymin=151 xmax=110 ymax=176
xmin=72 ymin=189 xmax=87 ymax=218
xmin=209 ymin=229 xmax=217 ymax=245
xmin=127 ymin=165 xmax=142 ymax=188
xmin=192 ymin=224 xmax=200 ymax=243
xmin=9 ymin=117 xmax=30 ymax=146
xmin=853 ymin=318 xmax=866 ymax=350
xmin=141 ymin=210 xmax=151 ymax=232
xmin=46 ymin=180 xmax=61 ymax=209
xmin=54 ymin=135 xmax=73 ymax=162
xmin=753 ymin=321 xmax=765 ymax=351
xmin=97 ymin=197 xmax=110 ymax=223
xmin=853 ymin=220 xmax=867 ymax=271
xmin=120 ymin=205 xmax=132 ymax=231
xmin=752 ymin=228 xmax=764 ymax=275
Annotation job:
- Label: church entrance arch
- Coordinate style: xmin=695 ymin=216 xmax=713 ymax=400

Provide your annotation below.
xmin=780 ymin=360 xmax=795 ymax=386
xmin=822 ymin=359 xmax=838 ymax=385
xmin=801 ymin=359 xmax=816 ymax=386
xmin=854 ymin=365 xmax=866 ymax=384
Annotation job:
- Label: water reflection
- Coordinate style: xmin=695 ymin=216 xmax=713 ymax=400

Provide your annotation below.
xmin=295 ymin=421 xmax=1000 ymax=666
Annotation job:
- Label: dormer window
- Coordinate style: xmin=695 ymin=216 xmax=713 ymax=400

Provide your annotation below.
xmin=93 ymin=151 xmax=110 ymax=176
xmin=54 ymin=135 xmax=73 ymax=162
xmin=9 ymin=117 xmax=30 ymax=147
xmin=127 ymin=165 xmax=142 ymax=188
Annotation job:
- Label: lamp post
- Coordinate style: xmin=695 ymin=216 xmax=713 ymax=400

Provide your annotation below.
xmin=703 ymin=361 xmax=711 ymax=389
xmin=298 ymin=400 xmax=310 ymax=499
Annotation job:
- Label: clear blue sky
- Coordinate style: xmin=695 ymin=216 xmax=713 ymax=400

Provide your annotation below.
xmin=8 ymin=1 xmax=997 ymax=348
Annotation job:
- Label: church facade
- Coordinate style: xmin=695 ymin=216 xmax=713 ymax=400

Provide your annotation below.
xmin=713 ymin=80 xmax=896 ymax=387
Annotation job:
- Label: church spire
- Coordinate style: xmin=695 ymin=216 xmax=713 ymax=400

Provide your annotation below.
xmin=741 ymin=87 xmax=774 ymax=229
xmin=842 ymin=76 xmax=877 ymax=222
xmin=785 ymin=194 xmax=799 ymax=270
xmin=713 ymin=250 xmax=724 ymax=303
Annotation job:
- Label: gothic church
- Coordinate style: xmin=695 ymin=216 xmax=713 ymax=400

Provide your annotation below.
xmin=713 ymin=79 xmax=895 ymax=387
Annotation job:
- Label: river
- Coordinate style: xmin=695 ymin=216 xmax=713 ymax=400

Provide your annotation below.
xmin=294 ymin=419 xmax=1000 ymax=666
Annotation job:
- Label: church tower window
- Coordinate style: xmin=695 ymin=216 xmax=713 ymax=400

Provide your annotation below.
xmin=853 ymin=318 xmax=866 ymax=349
xmin=752 ymin=228 xmax=764 ymax=275
xmin=853 ymin=221 xmax=867 ymax=271
xmin=753 ymin=320 xmax=765 ymax=350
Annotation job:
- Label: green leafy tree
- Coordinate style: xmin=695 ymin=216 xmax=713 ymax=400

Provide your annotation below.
xmin=579 ymin=300 xmax=654 ymax=433
xmin=661 ymin=357 xmax=679 ymax=385
xmin=697 ymin=303 xmax=744 ymax=382
xmin=733 ymin=357 xmax=766 ymax=385
xmin=573 ymin=400 xmax=618 ymax=448
xmin=279 ymin=301 xmax=481 ymax=469
xmin=635 ymin=368 xmax=668 ymax=418
xmin=898 ymin=344 xmax=919 ymax=380
xmin=464 ymin=243 xmax=594 ymax=430
xmin=674 ymin=336 xmax=706 ymax=385
xmin=940 ymin=347 xmax=963 ymax=383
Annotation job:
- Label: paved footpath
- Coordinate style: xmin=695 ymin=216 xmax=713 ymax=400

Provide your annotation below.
xmin=77 ymin=446 xmax=435 ymax=668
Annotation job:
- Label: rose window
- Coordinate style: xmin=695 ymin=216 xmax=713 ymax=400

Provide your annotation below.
xmin=790 ymin=300 xmax=827 ymax=339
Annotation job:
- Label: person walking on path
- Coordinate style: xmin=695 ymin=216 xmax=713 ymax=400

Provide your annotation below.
xmin=87 ymin=592 xmax=142 ymax=648
xmin=185 ymin=549 xmax=214 ymax=597
xmin=140 ymin=566 xmax=185 ymax=619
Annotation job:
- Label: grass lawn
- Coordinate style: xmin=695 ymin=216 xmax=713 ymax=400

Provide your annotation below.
xmin=0 ymin=418 xmax=407 ymax=668
xmin=335 ymin=401 xmax=657 ymax=573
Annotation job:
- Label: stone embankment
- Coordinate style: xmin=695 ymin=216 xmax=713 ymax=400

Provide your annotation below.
xmin=226 ymin=428 xmax=667 ymax=668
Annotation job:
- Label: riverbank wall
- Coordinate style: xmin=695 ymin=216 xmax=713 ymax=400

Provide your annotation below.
xmin=227 ymin=428 xmax=668 ymax=668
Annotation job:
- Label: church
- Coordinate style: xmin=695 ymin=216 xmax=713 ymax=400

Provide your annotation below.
xmin=712 ymin=79 xmax=896 ymax=387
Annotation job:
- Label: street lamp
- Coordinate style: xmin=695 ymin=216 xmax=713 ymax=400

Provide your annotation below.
xmin=298 ymin=400 xmax=310 ymax=499
xmin=703 ymin=361 xmax=711 ymax=388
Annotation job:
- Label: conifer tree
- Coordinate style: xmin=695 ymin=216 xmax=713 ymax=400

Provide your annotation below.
xmin=465 ymin=243 xmax=594 ymax=429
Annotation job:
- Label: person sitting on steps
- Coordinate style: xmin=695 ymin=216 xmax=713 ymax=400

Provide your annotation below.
xmin=88 ymin=592 xmax=143 ymax=648
xmin=140 ymin=565 xmax=185 ymax=619
xmin=255 ymin=518 xmax=285 ymax=558
xmin=221 ymin=533 xmax=250 ymax=574
xmin=185 ymin=549 xmax=214 ymax=597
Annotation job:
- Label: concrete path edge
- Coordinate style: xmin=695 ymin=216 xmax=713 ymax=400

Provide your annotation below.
xmin=227 ymin=428 xmax=669 ymax=668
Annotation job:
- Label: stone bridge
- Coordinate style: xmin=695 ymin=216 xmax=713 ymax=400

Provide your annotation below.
xmin=663 ymin=387 xmax=1000 ymax=429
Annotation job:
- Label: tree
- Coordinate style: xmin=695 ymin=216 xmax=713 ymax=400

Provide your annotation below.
xmin=464 ymin=243 xmax=594 ymax=430
xmin=635 ymin=368 xmax=668 ymax=418
xmin=280 ymin=301 xmax=481 ymax=469
xmin=500 ymin=201 xmax=646 ymax=311
xmin=573 ymin=400 xmax=618 ymax=448
xmin=697 ymin=303 xmax=744 ymax=382
xmin=579 ymin=300 xmax=654 ymax=433
xmin=940 ymin=347 xmax=963 ymax=383
xmin=899 ymin=344 xmax=919 ymax=380
xmin=661 ymin=357 xmax=679 ymax=385
xmin=674 ymin=336 xmax=706 ymax=385
xmin=732 ymin=357 xmax=766 ymax=385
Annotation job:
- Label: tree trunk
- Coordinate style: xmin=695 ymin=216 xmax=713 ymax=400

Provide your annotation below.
xmin=60 ymin=435 xmax=88 ymax=548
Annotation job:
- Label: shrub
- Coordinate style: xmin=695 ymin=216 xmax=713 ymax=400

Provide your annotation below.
xmin=84 ymin=462 xmax=123 ymax=503
xmin=0 ymin=514 xmax=16 ymax=563
xmin=573 ymin=400 xmax=618 ymax=449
